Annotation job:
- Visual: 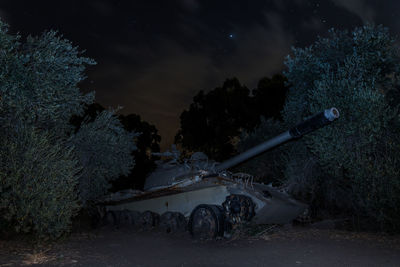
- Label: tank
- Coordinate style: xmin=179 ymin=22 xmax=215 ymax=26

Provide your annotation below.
xmin=99 ymin=107 xmax=340 ymax=239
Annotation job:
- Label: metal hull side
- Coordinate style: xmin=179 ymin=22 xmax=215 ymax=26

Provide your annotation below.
xmin=106 ymin=185 xmax=230 ymax=217
xmin=251 ymin=197 xmax=307 ymax=224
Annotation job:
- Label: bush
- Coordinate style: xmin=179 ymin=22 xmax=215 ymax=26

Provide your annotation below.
xmin=69 ymin=110 xmax=137 ymax=203
xmin=282 ymin=24 xmax=400 ymax=231
xmin=0 ymin=22 xmax=95 ymax=137
xmin=236 ymin=118 xmax=287 ymax=184
xmin=0 ymin=19 xmax=86 ymax=238
xmin=0 ymin=123 xmax=80 ymax=238
xmin=0 ymin=19 xmax=137 ymax=238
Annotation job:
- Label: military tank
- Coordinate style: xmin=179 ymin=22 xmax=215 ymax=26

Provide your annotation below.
xmin=99 ymin=107 xmax=340 ymax=239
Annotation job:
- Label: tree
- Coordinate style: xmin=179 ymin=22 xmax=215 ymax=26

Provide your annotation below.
xmin=0 ymin=28 xmax=95 ymax=136
xmin=0 ymin=123 xmax=80 ymax=238
xmin=0 ymin=20 xmax=136 ymax=237
xmin=68 ymin=110 xmax=137 ymax=203
xmin=71 ymin=104 xmax=161 ymax=191
xmin=113 ymin=113 xmax=161 ymax=190
xmin=242 ymin=24 xmax=400 ymax=231
xmin=252 ymin=74 xmax=288 ymax=120
xmin=175 ymin=78 xmax=256 ymax=161
xmin=0 ymin=20 xmax=92 ymax=238
xmin=236 ymin=117 xmax=287 ymax=183
xmin=69 ymin=102 xmax=106 ymax=130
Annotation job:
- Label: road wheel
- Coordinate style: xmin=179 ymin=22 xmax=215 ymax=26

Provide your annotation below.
xmin=104 ymin=210 xmax=118 ymax=226
xmin=189 ymin=204 xmax=224 ymax=239
xmin=160 ymin=211 xmax=187 ymax=233
xmin=139 ymin=210 xmax=160 ymax=229
xmin=222 ymin=194 xmax=255 ymax=225
xmin=119 ymin=209 xmax=134 ymax=226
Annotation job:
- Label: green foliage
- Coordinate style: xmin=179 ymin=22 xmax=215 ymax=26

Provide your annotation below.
xmin=176 ymin=75 xmax=288 ymax=162
xmin=0 ymin=23 xmax=95 ymax=136
xmin=252 ymin=74 xmax=288 ymax=120
xmin=282 ymin=24 xmax=400 ymax=231
xmin=235 ymin=75 xmax=288 ymax=181
xmin=68 ymin=109 xmax=137 ymax=203
xmin=0 ymin=123 xmax=80 ymax=238
xmin=236 ymin=118 xmax=287 ymax=184
xmin=70 ymin=103 xmax=155 ymax=191
xmin=113 ymin=113 xmax=161 ymax=190
xmin=0 ymin=19 xmax=86 ymax=238
xmin=0 ymin=19 xmax=137 ymax=238
xmin=176 ymin=78 xmax=256 ymax=161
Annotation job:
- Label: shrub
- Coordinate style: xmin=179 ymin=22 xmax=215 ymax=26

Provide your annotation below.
xmin=282 ymin=24 xmax=400 ymax=231
xmin=68 ymin=110 xmax=137 ymax=203
xmin=0 ymin=123 xmax=80 ymax=238
xmin=236 ymin=118 xmax=287 ymax=184
xmin=0 ymin=19 xmax=137 ymax=238
xmin=0 ymin=22 xmax=95 ymax=137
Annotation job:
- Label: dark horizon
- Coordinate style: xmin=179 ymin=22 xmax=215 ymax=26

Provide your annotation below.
xmin=1 ymin=0 xmax=399 ymax=149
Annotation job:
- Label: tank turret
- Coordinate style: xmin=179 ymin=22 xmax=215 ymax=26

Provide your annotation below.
xmin=144 ymin=108 xmax=339 ymax=190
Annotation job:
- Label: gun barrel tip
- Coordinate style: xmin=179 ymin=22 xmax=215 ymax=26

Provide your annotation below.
xmin=325 ymin=107 xmax=340 ymax=121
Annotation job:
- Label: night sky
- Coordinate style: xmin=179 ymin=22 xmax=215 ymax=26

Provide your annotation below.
xmin=0 ymin=0 xmax=399 ymax=148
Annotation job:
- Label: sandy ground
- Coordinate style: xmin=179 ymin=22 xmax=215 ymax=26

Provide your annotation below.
xmin=1 ymin=226 xmax=400 ymax=267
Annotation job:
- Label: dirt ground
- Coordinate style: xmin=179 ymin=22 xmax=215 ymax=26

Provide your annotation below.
xmin=1 ymin=226 xmax=400 ymax=267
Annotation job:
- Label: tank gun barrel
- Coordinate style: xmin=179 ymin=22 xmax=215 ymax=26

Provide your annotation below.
xmin=215 ymin=107 xmax=340 ymax=172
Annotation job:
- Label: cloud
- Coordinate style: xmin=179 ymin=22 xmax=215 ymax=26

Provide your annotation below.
xmin=221 ymin=12 xmax=294 ymax=88
xmin=180 ymin=0 xmax=200 ymax=12
xmin=93 ymin=40 xmax=217 ymax=148
xmin=302 ymin=17 xmax=324 ymax=31
xmin=272 ymin=0 xmax=307 ymax=10
xmin=89 ymin=1 xmax=116 ymax=16
xmin=0 ymin=9 xmax=10 ymax=23
xmin=135 ymin=13 xmax=293 ymax=147
xmin=125 ymin=47 xmax=217 ymax=146
xmin=331 ymin=0 xmax=375 ymax=22
xmin=91 ymin=11 xmax=294 ymax=149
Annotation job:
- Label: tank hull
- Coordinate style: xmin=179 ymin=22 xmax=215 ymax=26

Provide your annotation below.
xmin=103 ymin=176 xmax=307 ymax=225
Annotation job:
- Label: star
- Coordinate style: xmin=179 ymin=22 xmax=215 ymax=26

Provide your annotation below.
xmin=229 ymin=34 xmax=234 ymax=39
